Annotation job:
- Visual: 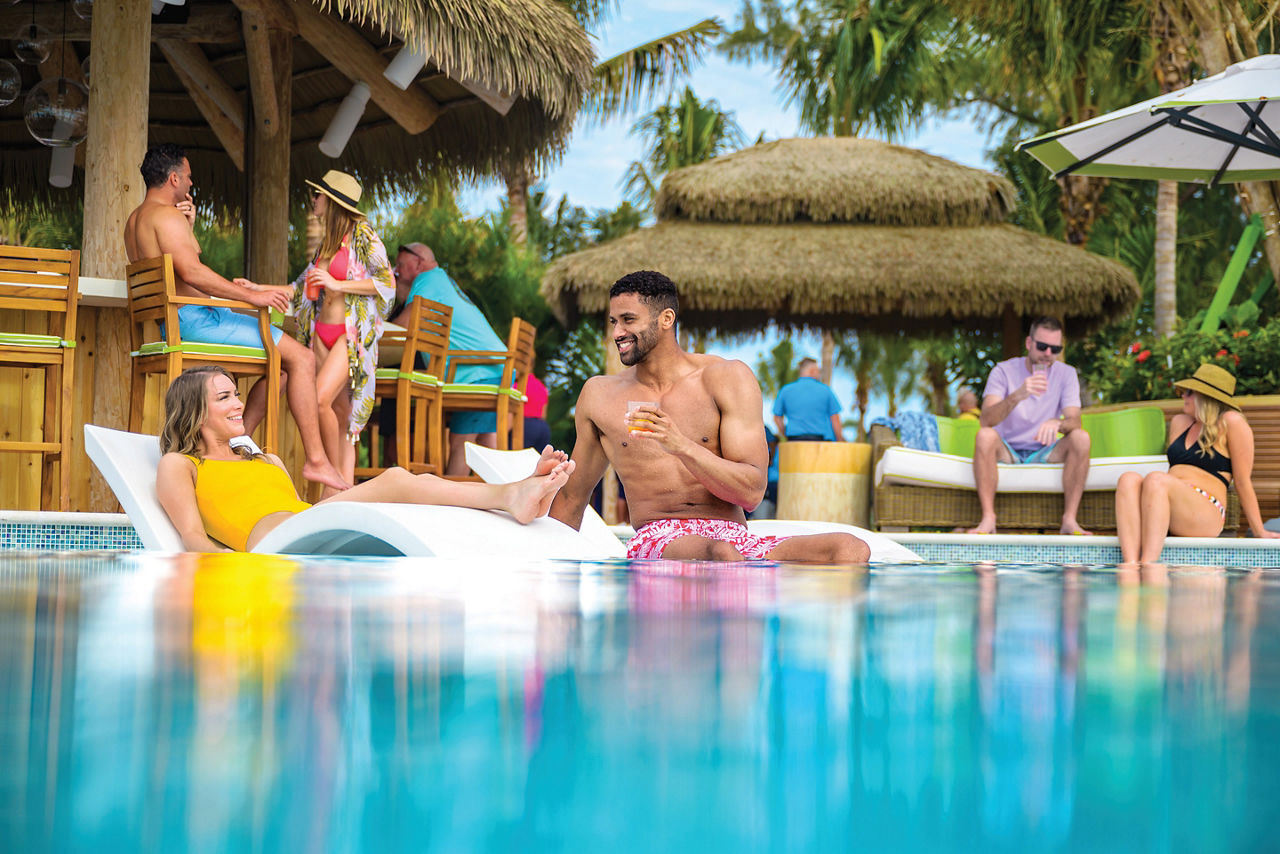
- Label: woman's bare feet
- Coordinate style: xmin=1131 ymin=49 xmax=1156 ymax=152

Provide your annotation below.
xmin=532 ymin=445 xmax=568 ymax=477
xmin=303 ymin=458 xmax=351 ymax=492
xmin=505 ymin=460 xmax=575 ymax=524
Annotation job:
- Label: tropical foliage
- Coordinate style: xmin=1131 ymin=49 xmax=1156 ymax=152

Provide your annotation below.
xmin=623 ymin=87 xmax=747 ymax=208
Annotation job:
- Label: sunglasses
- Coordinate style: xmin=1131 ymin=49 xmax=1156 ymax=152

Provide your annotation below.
xmin=1033 ymin=340 xmax=1063 ymax=355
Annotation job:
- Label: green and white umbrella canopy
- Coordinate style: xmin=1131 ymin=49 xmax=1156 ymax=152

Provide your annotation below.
xmin=1018 ymin=54 xmax=1280 ymax=184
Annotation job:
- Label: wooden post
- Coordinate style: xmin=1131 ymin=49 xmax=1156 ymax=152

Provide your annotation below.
xmin=246 ymin=28 xmax=292 ymax=285
xmin=80 ymin=0 xmax=152 ymax=511
xmin=1001 ymin=305 xmax=1023 ymax=360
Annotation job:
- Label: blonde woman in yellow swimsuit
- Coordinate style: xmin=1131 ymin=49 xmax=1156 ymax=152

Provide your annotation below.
xmin=155 ymin=366 xmax=574 ymax=553
xmin=1115 ymin=364 xmax=1279 ymax=565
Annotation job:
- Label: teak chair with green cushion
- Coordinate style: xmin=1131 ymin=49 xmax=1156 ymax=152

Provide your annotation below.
xmin=439 ymin=317 xmax=536 ymax=459
xmin=0 ymin=245 xmax=80 ymax=510
xmin=126 ymin=255 xmax=280 ymax=451
xmin=357 ymin=296 xmax=452 ymax=481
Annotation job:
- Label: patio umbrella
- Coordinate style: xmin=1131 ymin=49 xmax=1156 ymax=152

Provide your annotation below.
xmin=1017 ymin=54 xmax=1280 ymax=185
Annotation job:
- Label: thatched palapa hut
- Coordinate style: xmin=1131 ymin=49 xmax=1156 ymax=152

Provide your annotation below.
xmin=542 ymin=138 xmax=1140 ymax=344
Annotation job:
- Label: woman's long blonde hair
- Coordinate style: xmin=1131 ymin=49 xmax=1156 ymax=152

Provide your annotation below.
xmin=315 ymin=199 xmax=363 ymax=269
xmin=160 ymin=366 xmax=256 ymax=460
xmin=1192 ymin=393 xmax=1226 ymax=456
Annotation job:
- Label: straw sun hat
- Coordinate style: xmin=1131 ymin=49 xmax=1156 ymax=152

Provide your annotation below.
xmin=1173 ymin=363 xmax=1239 ymax=411
xmin=304 ymin=170 xmax=365 ymax=217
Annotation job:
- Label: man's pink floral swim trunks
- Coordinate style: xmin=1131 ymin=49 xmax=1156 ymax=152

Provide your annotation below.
xmin=626 ymin=518 xmax=791 ymax=560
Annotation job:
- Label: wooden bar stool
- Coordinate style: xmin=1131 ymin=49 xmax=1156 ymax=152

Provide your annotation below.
xmin=125 ymin=255 xmax=281 ymax=450
xmin=356 ymin=297 xmax=452 ymax=480
xmin=0 ymin=246 xmax=81 ymax=510
xmin=439 ymin=317 xmax=536 ymax=468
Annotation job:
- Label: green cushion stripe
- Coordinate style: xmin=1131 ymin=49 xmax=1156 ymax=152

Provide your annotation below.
xmin=0 ymin=333 xmax=75 ymax=348
xmin=133 ymin=341 xmax=266 ymax=358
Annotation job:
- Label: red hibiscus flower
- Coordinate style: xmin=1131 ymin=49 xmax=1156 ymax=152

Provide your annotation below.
xmin=1136 ymin=349 xmax=1151 ymax=362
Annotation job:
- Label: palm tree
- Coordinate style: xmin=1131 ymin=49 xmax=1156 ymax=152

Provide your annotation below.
xmin=722 ymin=0 xmax=956 ymax=139
xmin=755 ymin=339 xmax=799 ymax=398
xmin=622 ymin=87 xmax=747 ymax=209
xmin=504 ymin=15 xmax=724 ymax=243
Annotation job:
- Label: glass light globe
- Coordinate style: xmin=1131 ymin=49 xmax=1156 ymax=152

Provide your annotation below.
xmin=80 ymin=54 xmax=89 ymax=84
xmin=0 ymin=59 xmax=18 ymax=106
xmin=73 ymin=0 xmax=92 ymax=21
xmin=24 ymin=77 xmax=89 ymax=147
xmin=13 ymin=22 xmax=51 ymax=64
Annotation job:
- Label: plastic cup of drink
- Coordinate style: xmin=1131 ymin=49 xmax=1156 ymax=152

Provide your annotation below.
xmin=627 ymin=400 xmax=658 ymax=433
xmin=1031 ymin=362 xmax=1049 ymax=395
xmin=305 ymin=270 xmax=322 ymax=301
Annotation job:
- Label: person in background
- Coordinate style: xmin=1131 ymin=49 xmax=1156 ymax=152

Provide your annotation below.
xmin=968 ymin=316 xmax=1091 ymax=535
xmin=773 ymin=357 xmax=843 ymax=441
xmin=392 ymin=242 xmax=506 ymax=475
xmin=956 ymin=387 xmax=982 ymax=420
xmin=123 ymin=143 xmax=347 ymax=492
xmin=244 ymin=170 xmax=394 ymax=490
xmin=522 ymin=371 xmax=552 ymax=452
xmin=1115 ymin=364 xmax=1280 ymax=564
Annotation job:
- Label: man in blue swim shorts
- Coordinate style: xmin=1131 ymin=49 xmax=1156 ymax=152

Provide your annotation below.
xmin=124 ymin=143 xmax=348 ymax=491
xmin=968 ymin=316 xmax=1092 ymax=535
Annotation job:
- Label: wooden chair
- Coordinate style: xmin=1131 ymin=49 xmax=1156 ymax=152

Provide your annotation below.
xmin=0 ymin=246 xmax=80 ymax=510
xmin=125 ymin=255 xmax=280 ymax=450
xmin=439 ymin=317 xmax=536 ymax=459
xmin=356 ymin=297 xmax=452 ymax=480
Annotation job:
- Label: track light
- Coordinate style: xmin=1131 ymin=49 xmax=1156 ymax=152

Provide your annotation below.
xmin=318 ymin=81 xmax=369 ymax=158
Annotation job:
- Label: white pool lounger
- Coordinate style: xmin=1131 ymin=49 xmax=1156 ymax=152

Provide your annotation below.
xmin=84 ymin=425 xmax=609 ymax=559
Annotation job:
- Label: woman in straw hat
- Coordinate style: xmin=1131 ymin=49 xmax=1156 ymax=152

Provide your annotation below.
xmin=1115 ymin=363 xmax=1280 ymax=564
xmin=244 ymin=170 xmax=395 ymax=489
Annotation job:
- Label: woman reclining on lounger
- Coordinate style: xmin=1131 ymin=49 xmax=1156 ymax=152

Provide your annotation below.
xmin=157 ymin=366 xmax=574 ymax=552
xmin=1115 ymin=364 xmax=1279 ymax=565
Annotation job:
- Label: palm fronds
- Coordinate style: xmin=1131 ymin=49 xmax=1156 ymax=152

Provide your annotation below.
xmin=588 ymin=18 xmax=724 ymax=122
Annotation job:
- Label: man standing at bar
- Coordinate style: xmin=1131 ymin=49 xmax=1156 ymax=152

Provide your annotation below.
xmin=773 ymin=357 xmax=843 ymax=441
xmin=968 ymin=316 xmax=1091 ymax=535
xmin=124 ymin=143 xmax=348 ymax=491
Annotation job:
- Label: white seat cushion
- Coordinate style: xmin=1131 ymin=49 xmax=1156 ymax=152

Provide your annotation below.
xmin=875 ymin=446 xmax=1168 ymax=493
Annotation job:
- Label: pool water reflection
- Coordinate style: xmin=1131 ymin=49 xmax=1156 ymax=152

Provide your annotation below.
xmin=1 ymin=554 xmax=1278 ymax=852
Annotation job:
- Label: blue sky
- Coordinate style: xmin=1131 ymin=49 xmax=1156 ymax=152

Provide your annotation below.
xmin=458 ymin=1 xmax=999 ymax=425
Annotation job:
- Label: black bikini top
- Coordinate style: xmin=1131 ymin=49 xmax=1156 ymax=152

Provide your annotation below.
xmin=1166 ymin=425 xmax=1232 ymax=488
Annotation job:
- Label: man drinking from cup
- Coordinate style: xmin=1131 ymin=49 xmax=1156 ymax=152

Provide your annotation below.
xmin=967 ymin=315 xmax=1092 ymax=535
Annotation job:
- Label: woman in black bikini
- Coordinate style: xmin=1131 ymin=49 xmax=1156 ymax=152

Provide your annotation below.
xmin=1115 ymin=364 xmax=1280 ymax=564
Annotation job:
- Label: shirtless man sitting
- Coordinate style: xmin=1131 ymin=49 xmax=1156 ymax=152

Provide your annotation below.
xmin=124 ymin=143 xmax=347 ymax=491
xmin=550 ymin=270 xmax=869 ymax=563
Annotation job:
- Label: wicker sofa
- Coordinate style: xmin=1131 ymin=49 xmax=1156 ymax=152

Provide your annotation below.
xmin=871 ymin=408 xmax=1242 ymax=533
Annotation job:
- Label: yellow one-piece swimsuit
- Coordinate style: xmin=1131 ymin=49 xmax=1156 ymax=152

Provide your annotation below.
xmin=186 ymin=456 xmax=312 ymax=551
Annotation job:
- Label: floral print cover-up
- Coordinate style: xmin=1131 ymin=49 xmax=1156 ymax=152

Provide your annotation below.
xmin=289 ymin=220 xmax=395 ymax=442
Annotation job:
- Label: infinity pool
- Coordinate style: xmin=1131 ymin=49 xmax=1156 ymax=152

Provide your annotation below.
xmin=2 ymin=554 xmax=1277 ymax=852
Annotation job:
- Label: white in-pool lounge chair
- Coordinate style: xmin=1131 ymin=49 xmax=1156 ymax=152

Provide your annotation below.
xmin=83 ymin=425 xmax=610 ymax=558
xmin=463 ymin=444 xmax=922 ymax=562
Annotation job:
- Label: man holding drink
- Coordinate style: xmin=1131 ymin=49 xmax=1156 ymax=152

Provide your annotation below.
xmin=967 ymin=315 xmax=1092 ymax=535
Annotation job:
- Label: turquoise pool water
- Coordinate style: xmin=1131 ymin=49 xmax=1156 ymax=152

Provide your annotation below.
xmin=2 ymin=554 xmax=1277 ymax=852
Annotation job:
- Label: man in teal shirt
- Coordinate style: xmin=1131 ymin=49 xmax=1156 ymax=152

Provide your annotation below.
xmin=391 ymin=242 xmax=506 ymax=475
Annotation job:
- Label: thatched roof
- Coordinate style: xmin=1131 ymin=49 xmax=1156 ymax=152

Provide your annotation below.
xmin=0 ymin=0 xmax=592 ymax=205
xmin=542 ymin=221 xmax=1141 ymax=335
xmin=655 ymin=138 xmax=1017 ymax=227
xmin=544 ymin=137 xmax=1140 ymax=336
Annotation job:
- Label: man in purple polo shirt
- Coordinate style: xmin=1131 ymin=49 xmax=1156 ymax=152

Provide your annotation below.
xmin=968 ymin=316 xmax=1092 ymax=534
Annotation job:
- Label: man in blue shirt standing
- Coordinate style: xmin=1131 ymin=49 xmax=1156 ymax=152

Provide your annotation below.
xmin=391 ymin=242 xmax=507 ymax=475
xmin=773 ymin=358 xmax=843 ymax=441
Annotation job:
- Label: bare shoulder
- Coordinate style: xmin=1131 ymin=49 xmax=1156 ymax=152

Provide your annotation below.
xmin=157 ymin=452 xmax=196 ymax=479
xmin=698 ymin=354 xmax=759 ymax=394
xmin=1222 ymin=410 xmax=1251 ymax=430
xmin=579 ymin=371 xmax=631 ymax=408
